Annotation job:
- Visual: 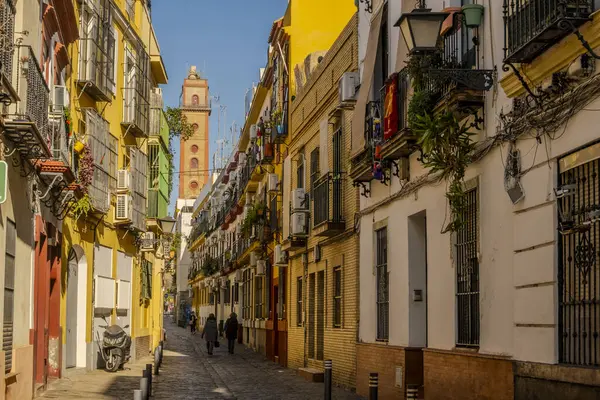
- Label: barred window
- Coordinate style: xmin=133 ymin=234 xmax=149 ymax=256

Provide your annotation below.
xmin=297 ymin=277 xmax=303 ymax=326
xmin=455 ymin=187 xmax=479 ymax=347
xmin=234 ymin=282 xmax=239 ymax=303
xmin=86 ymin=109 xmax=116 ymax=212
xmin=297 ymin=152 xmax=305 ymax=189
xmin=225 ymin=280 xmax=231 ymax=304
xmin=376 ymin=227 xmax=389 ymax=341
xmin=255 ymin=276 xmax=264 ymax=319
xmin=333 ymin=267 xmax=342 ymax=328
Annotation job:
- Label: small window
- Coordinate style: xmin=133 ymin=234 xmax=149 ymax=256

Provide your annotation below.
xmin=192 ymin=95 xmax=199 ymax=105
xmin=190 ymin=158 xmax=199 ymax=169
xmin=192 ymin=123 xmax=199 ymax=131
xmin=333 ymin=267 xmax=342 ymax=328
xmin=191 ymin=144 xmax=199 ymax=153
xmin=255 ymin=276 xmax=264 ymax=319
xmin=234 ymin=282 xmax=239 ymax=303
xmin=297 ymin=277 xmax=303 ymax=326
xmin=376 ymin=227 xmax=389 ymax=341
xmin=189 ymin=181 xmax=198 ymax=190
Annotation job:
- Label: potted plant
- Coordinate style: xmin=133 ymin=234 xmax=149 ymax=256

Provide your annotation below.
xmin=462 ymin=4 xmax=484 ymax=28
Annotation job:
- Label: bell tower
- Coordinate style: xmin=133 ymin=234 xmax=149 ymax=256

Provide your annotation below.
xmin=179 ymin=66 xmax=211 ymax=199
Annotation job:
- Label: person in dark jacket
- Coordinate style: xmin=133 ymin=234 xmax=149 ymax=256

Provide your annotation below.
xmin=189 ymin=312 xmax=197 ymax=334
xmin=201 ymin=313 xmax=218 ymax=355
xmin=224 ymin=312 xmax=239 ymax=354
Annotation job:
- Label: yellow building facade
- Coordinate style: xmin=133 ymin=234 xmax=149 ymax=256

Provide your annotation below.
xmin=60 ymin=0 xmax=168 ymax=372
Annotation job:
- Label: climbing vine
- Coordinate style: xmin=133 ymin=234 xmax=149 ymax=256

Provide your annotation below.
xmin=412 ymin=112 xmax=477 ymax=233
xmin=165 ymin=107 xmax=194 ymax=141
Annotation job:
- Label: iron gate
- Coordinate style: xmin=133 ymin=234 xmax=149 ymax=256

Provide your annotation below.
xmin=558 ymin=154 xmax=600 ymax=366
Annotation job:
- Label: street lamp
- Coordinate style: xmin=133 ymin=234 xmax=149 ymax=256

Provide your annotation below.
xmin=159 ymin=216 xmax=176 ymax=234
xmin=395 ymin=1 xmax=448 ymax=54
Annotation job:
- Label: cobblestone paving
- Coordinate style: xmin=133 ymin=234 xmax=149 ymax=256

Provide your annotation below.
xmin=41 ymin=318 xmax=363 ymax=400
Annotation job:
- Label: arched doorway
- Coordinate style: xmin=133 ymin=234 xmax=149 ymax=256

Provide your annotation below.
xmin=65 ymin=246 xmax=87 ymax=368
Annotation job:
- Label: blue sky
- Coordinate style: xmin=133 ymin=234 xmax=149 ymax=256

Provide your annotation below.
xmin=152 ymin=0 xmax=289 ymax=213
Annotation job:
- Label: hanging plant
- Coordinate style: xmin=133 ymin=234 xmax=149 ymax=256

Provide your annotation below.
xmin=165 ymin=107 xmax=194 ymax=141
xmin=64 ymin=107 xmax=73 ymax=137
xmin=77 ymin=144 xmax=94 ymax=193
xmin=412 ymin=111 xmax=476 ymax=233
xmin=71 ymin=194 xmax=93 ymax=222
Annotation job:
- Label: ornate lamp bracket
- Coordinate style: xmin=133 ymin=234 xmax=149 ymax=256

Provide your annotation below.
xmin=36 ymin=174 xmax=64 ymax=201
xmin=389 ymin=160 xmax=400 ymax=179
xmin=359 ymin=0 xmax=373 ymax=13
xmin=353 ymin=181 xmax=371 ymax=198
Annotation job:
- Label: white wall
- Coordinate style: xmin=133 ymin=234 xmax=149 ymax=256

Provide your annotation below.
xmin=356 ymin=0 xmax=597 ymax=365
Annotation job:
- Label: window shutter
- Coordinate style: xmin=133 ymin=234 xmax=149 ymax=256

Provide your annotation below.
xmin=319 ymin=119 xmax=329 ymax=176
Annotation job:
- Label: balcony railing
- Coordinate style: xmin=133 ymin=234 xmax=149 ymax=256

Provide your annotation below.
xmin=3 ymin=46 xmax=52 ymax=161
xmin=0 ymin=0 xmax=15 ymax=88
xmin=313 ymin=172 xmax=345 ymax=235
xmin=503 ymin=0 xmax=594 ymax=63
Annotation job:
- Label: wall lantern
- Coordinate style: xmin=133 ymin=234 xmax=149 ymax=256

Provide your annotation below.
xmin=159 ymin=216 xmax=177 ymax=234
xmin=395 ymin=1 xmax=449 ymax=54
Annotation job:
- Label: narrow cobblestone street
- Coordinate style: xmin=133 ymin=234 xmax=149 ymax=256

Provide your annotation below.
xmin=41 ymin=318 xmax=363 ymax=399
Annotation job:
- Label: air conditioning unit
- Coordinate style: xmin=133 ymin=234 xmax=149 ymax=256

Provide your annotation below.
xmin=115 ymin=194 xmax=132 ymax=221
xmin=140 ymin=232 xmax=155 ymax=251
xmin=256 ymin=260 xmax=266 ymax=275
xmin=292 ymin=188 xmax=308 ymax=211
xmin=250 ymin=251 xmax=258 ymax=267
xmin=268 ymin=174 xmax=278 ymax=192
xmin=117 ymin=169 xmax=130 ymax=191
xmin=52 ymin=85 xmax=68 ymax=112
xmin=339 ymin=71 xmax=359 ymax=103
xmin=275 ymin=244 xmax=288 ymax=266
xmin=314 ymin=244 xmax=321 ymax=262
xmin=238 ymin=152 xmax=247 ymax=165
xmin=291 ymin=213 xmax=308 ymax=237
xmin=250 ymin=124 xmax=257 ymax=140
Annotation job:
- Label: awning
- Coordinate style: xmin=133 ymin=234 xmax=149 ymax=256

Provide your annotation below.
xmin=350 ymin=6 xmax=385 ymax=159
xmin=54 ymin=41 xmax=69 ymax=69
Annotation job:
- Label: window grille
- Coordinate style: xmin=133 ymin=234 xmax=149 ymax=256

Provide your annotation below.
xmin=297 ymin=277 xmax=303 ymax=326
xmin=225 ymin=280 xmax=231 ymax=305
xmin=455 ymin=188 xmax=480 ymax=347
xmin=78 ymin=0 xmax=111 ymax=100
xmin=234 ymin=282 xmax=239 ymax=303
xmin=333 ymin=267 xmax=342 ymax=328
xmin=558 ymin=157 xmax=600 ymax=366
xmin=3 ymin=220 xmax=15 ymax=373
xmin=141 ymin=260 xmax=152 ymax=299
xmin=376 ymin=227 xmax=389 ymax=341
xmin=85 ymin=109 xmax=116 ymax=212
xmin=297 ymin=153 xmax=305 ymax=189
xmin=308 ymin=273 xmax=315 ymax=359
xmin=129 ymin=147 xmax=148 ymax=230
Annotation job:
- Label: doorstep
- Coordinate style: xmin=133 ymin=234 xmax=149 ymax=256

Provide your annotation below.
xmin=298 ymin=367 xmax=324 ymax=383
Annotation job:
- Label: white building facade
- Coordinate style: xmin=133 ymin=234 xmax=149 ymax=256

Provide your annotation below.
xmin=354 ymin=0 xmax=600 ymax=399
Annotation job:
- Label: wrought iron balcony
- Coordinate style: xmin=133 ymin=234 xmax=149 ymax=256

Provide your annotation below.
xmin=503 ymin=0 xmax=594 ymax=63
xmin=49 ymin=112 xmax=73 ymax=168
xmin=0 ymin=0 xmax=16 ymax=108
xmin=349 ymin=100 xmax=380 ymax=183
xmin=312 ymin=172 xmax=346 ymax=237
xmin=4 ymin=46 xmax=51 ymax=162
xmin=419 ymin=13 xmax=493 ymax=110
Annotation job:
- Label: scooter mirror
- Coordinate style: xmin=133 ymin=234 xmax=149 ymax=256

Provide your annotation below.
xmin=124 ymin=325 xmax=130 ymax=329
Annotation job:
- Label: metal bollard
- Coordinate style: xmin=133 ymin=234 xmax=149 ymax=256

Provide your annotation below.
xmin=369 ymin=373 xmax=378 ymax=400
xmin=324 ymin=360 xmax=332 ymax=400
xmin=154 ymin=348 xmax=161 ymax=375
xmin=145 ymin=364 xmax=153 ymax=396
xmin=406 ymin=384 xmax=418 ymax=400
xmin=157 ymin=345 xmax=163 ymax=367
xmin=133 ymin=389 xmax=143 ymax=400
xmin=140 ymin=377 xmax=149 ymax=400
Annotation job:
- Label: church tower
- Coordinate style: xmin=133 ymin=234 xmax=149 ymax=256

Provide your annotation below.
xmin=179 ymin=66 xmax=211 ymax=199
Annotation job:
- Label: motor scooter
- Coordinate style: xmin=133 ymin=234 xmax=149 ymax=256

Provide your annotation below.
xmin=96 ymin=317 xmax=131 ymax=372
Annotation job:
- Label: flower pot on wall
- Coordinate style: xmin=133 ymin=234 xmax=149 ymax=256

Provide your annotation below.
xmin=74 ymin=141 xmax=85 ymax=154
xmin=462 ymin=4 xmax=484 ymax=28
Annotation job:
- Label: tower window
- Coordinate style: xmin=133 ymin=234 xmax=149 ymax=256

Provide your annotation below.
xmin=191 ymin=145 xmax=199 ymax=153
xmin=190 ymin=158 xmax=199 ymax=169
xmin=190 ymin=181 xmax=199 ymax=190
xmin=192 ymin=123 xmax=199 ymax=131
xmin=192 ymin=95 xmax=199 ymax=105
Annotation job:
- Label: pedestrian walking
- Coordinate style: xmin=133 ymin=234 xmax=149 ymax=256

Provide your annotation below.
xmin=189 ymin=311 xmax=198 ymax=334
xmin=201 ymin=313 xmax=218 ymax=355
xmin=224 ymin=312 xmax=239 ymax=354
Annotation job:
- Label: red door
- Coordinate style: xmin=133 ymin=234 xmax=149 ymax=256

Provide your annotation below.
xmin=33 ymin=221 xmax=50 ymax=386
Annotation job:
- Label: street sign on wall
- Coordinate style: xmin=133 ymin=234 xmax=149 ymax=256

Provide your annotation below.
xmin=0 ymin=161 xmax=6 ymax=204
